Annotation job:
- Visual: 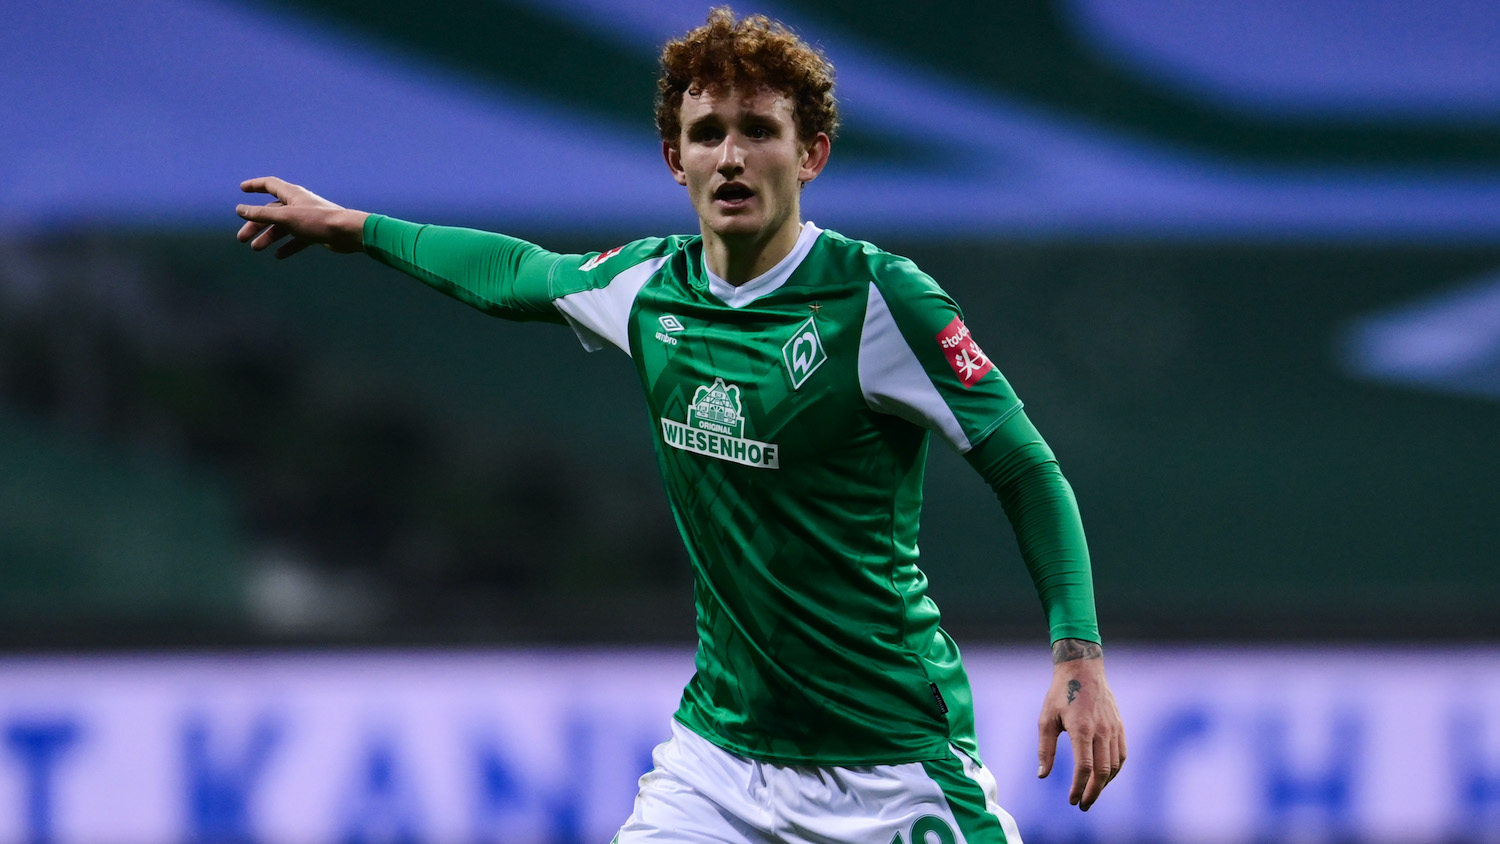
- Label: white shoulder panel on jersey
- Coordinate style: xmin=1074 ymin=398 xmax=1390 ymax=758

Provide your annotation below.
xmin=553 ymin=255 xmax=671 ymax=355
xmin=858 ymin=283 xmax=972 ymax=453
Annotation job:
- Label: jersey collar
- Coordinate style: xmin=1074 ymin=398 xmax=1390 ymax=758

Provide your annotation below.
xmin=704 ymin=222 xmax=823 ymax=309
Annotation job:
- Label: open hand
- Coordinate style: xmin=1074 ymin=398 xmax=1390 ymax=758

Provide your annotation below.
xmin=235 ymin=177 xmax=368 ymax=259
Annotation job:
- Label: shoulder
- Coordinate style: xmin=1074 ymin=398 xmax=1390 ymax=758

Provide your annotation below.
xmin=815 ymin=229 xmax=945 ymax=300
xmin=815 ymin=230 xmax=957 ymax=329
xmin=551 ymin=234 xmax=700 ymax=298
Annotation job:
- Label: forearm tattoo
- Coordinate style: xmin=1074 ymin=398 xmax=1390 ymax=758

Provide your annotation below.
xmin=1052 ymin=638 xmax=1103 ymax=665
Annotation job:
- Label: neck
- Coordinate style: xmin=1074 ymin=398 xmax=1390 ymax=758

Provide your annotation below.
xmin=702 ymin=216 xmax=804 ymax=286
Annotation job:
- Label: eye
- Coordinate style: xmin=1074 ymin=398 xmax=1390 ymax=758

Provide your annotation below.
xmin=690 ymin=126 xmax=724 ymax=144
xmin=746 ymin=125 xmax=773 ymax=140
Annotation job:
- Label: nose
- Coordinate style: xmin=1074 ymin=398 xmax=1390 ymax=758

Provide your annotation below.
xmin=716 ymin=134 xmax=745 ymax=177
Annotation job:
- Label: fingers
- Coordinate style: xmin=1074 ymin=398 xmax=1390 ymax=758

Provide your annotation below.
xmin=240 ymin=176 xmax=289 ymax=197
xmin=1067 ymin=730 xmax=1126 ymax=812
xmin=1067 ymin=729 xmax=1111 ymax=810
xmin=275 ymin=238 xmax=314 ymax=260
xmin=236 ymin=213 xmax=275 ymax=244
xmin=236 ymin=199 xmax=283 ymax=237
xmin=243 ymin=205 xmax=290 ymax=251
xmin=1080 ymin=733 xmax=1114 ymax=810
xmin=235 ymin=218 xmax=265 ymax=243
xmin=1068 ymin=729 xmax=1091 ymax=807
xmin=236 ymin=200 xmax=297 ymax=252
xmin=252 ymin=221 xmax=298 ymax=253
xmin=237 ymin=180 xmax=310 ymax=259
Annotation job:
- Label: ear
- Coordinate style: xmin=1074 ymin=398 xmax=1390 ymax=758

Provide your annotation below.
xmin=663 ymin=140 xmax=688 ymax=186
xmin=798 ymin=133 xmax=832 ymax=184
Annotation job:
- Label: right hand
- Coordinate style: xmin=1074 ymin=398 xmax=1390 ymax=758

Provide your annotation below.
xmin=236 ymin=177 xmax=369 ymax=259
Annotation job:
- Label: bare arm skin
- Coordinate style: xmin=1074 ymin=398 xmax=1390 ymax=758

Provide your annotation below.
xmin=1037 ymin=638 xmax=1126 ymax=811
xmin=235 ymin=177 xmax=369 ymax=259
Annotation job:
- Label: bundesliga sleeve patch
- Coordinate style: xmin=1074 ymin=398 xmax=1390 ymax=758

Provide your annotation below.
xmin=936 ymin=316 xmax=994 ymax=388
xmin=579 ymin=245 xmax=623 ymax=272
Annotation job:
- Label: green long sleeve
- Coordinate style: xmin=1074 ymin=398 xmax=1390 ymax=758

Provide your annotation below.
xmin=964 ymin=410 xmax=1100 ymax=644
xmin=362 ymin=214 xmax=569 ymax=324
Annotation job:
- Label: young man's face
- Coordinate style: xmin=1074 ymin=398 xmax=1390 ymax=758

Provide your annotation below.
xmin=664 ymin=86 xmax=829 ymax=248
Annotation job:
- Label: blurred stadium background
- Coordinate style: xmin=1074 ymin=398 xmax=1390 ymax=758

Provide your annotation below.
xmin=2 ymin=0 xmax=1498 ymax=842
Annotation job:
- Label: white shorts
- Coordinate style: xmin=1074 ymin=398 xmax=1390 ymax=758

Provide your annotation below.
xmin=612 ymin=719 xmax=1023 ymax=844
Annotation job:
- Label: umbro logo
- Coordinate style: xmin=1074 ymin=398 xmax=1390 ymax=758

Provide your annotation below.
xmin=655 ymin=313 xmax=685 ymax=347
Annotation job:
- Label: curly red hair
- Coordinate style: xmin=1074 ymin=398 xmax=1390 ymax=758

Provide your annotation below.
xmin=656 ymin=7 xmax=839 ymax=146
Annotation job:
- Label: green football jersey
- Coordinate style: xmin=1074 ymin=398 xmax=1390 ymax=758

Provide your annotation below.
xmin=367 ymin=217 xmax=1035 ymax=765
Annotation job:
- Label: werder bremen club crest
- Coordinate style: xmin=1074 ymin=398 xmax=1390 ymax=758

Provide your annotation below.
xmin=781 ymin=316 xmax=826 ymax=389
xmin=661 ymin=378 xmax=780 ymax=469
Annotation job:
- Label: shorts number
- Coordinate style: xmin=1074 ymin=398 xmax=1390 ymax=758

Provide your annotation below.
xmin=889 ymin=814 xmax=958 ymax=844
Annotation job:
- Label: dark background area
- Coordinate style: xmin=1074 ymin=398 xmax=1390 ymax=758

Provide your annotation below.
xmin=4 ymin=231 xmax=1496 ymax=647
xmin=2 ymin=0 xmax=1497 ymax=648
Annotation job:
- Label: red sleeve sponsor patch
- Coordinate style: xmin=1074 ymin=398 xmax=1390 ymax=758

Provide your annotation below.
xmin=936 ymin=316 xmax=994 ymax=388
xmin=579 ymin=245 xmax=624 ymax=272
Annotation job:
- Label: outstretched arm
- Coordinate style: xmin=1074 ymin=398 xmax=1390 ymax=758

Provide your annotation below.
xmin=233 ymin=176 xmax=566 ymax=324
xmin=964 ymin=411 xmax=1125 ymax=810
xmin=235 ymin=177 xmax=369 ymax=259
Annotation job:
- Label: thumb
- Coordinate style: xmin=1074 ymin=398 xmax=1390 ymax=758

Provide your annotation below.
xmin=1038 ymin=717 xmax=1061 ymax=778
xmin=236 ymin=201 xmax=287 ymax=223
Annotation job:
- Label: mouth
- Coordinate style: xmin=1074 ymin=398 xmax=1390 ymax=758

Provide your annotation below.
xmin=713 ymin=182 xmax=755 ymax=207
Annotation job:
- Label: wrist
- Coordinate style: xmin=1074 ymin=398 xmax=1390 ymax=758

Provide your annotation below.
xmin=337 ymin=209 xmax=371 ymax=253
xmin=1051 ymin=637 xmax=1102 ymax=665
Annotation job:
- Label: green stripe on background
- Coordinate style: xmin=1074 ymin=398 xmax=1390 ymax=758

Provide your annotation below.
xmin=240 ymin=0 xmax=1500 ymax=167
xmin=921 ymin=756 xmax=1011 ymax=844
xmin=240 ymin=0 xmax=928 ymax=165
xmin=790 ymin=0 xmax=1500 ymax=167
